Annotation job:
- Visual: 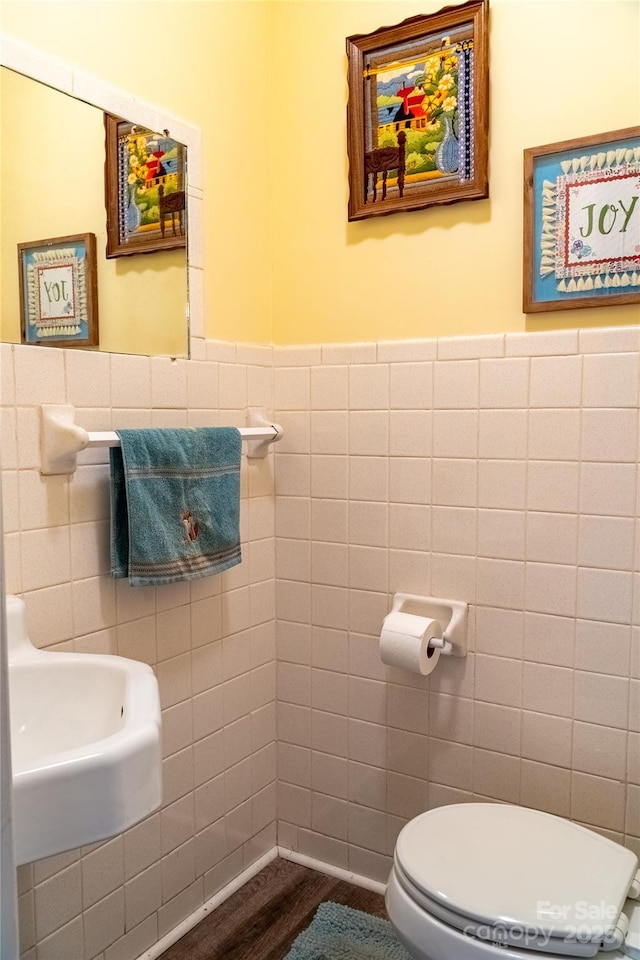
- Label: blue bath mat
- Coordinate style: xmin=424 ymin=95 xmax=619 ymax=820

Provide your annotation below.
xmin=284 ymin=901 xmax=412 ymax=959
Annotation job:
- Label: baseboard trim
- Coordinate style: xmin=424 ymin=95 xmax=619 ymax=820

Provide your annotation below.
xmin=138 ymin=843 xmax=386 ymax=960
xmin=139 ymin=846 xmax=279 ymax=960
xmin=277 ymin=846 xmax=387 ymax=896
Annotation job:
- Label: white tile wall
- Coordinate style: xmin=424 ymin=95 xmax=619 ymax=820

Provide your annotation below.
xmin=274 ymin=328 xmax=640 ymax=884
xmin=1 ymin=340 xmax=276 ymax=960
xmin=3 ymin=324 xmax=640 ymax=957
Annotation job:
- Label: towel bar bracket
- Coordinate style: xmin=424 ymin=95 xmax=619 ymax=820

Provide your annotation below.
xmin=40 ymin=404 xmax=284 ymax=475
xmin=245 ymin=406 xmax=284 ymax=459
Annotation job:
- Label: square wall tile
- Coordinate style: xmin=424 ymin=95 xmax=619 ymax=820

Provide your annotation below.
xmin=522 ymin=662 xmax=573 ymax=717
xmin=311 ymin=456 xmax=348 ymax=500
xmin=310 ymin=412 xmax=348 ymax=455
xmin=311 ymin=366 xmax=348 ymax=410
xmin=474 ymin=654 xmax=522 ymax=708
xmin=433 ymin=410 xmax=478 ymax=458
xmin=14 ymin=345 xmax=65 ymax=406
xmin=433 ymin=459 xmax=477 ymax=507
xmin=526 ymin=513 xmax=578 ymax=565
xmin=432 ymin=506 xmax=477 ymax=556
xmin=582 ymin=353 xmax=639 ymax=407
xmin=578 ymin=516 xmax=635 ymax=571
xmin=572 ymin=721 xmax=627 ymax=780
xmin=109 ymin=352 xmax=153 ymax=413
xmin=476 ymin=558 xmax=525 ymax=611
xmin=581 ymin=408 xmax=639 ymax=463
xmin=349 ymin=412 xmax=389 ymax=456
xmin=477 ymin=509 xmax=525 ymax=561
xmin=66 ymin=350 xmax=111 ymax=407
xmin=521 ymin=711 xmax=572 ymax=767
xmin=579 ymin=462 xmax=637 ymax=517
xmin=523 ymin=612 xmax=575 ymax=668
xmin=433 ymin=360 xmax=479 ymax=409
xmin=389 ymin=363 xmax=433 ymax=410
xmin=479 ymin=460 xmax=526 ymax=510
xmin=528 ymin=409 xmax=581 ymax=460
xmin=527 ymin=461 xmax=580 ymax=514
xmin=473 ymin=701 xmax=521 ymax=755
xmin=350 ymin=457 xmax=389 ymax=502
xmin=275 ymin=367 xmax=310 ymax=411
xmin=479 ymin=357 xmax=529 ymax=408
xmin=478 ymin=410 xmax=527 ymax=459
xmin=573 ymin=671 xmax=629 ymax=729
xmin=575 ymin=620 xmax=630 ymax=677
xmin=529 ymin=355 xmax=582 ymax=408
xmin=571 ymin=771 xmax=626 ymax=832
xmin=389 ymin=411 xmax=432 ymax=457
xmin=349 ymin=364 xmax=389 ymax=409
xmin=150 ymin=357 xmax=188 ymax=409
xmin=576 ymin=568 xmax=633 ymax=624
xmin=475 ymin=606 xmax=524 ymax=659
xmin=525 ymin=563 xmax=577 ymax=618
xmin=521 ymin=761 xmax=570 ymax=818
xmin=472 ymin=749 xmax=520 ymax=803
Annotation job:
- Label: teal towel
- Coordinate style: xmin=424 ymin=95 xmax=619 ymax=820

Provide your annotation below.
xmin=110 ymin=427 xmax=242 ymax=586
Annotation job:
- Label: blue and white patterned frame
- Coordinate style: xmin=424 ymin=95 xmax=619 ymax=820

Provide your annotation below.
xmin=524 ymin=127 xmax=640 ymax=314
xmin=18 ymin=233 xmax=98 ymax=346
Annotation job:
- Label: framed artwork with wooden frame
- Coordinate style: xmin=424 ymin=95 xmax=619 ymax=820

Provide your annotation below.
xmin=17 ymin=233 xmax=99 ymax=347
xmin=346 ymin=0 xmax=489 ymax=222
xmin=523 ymin=127 xmax=640 ymax=313
xmin=105 ymin=114 xmax=187 ymax=258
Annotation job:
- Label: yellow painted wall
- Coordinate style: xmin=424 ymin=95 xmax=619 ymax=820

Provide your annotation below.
xmin=269 ymin=0 xmax=640 ymax=343
xmin=0 ymin=68 xmax=187 ymax=356
xmin=3 ymin=1 xmax=639 ymax=347
xmin=1 ymin=0 xmax=273 ymax=346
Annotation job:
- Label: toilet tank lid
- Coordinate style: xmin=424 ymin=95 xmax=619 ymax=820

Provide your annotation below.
xmin=395 ymin=804 xmax=638 ymax=942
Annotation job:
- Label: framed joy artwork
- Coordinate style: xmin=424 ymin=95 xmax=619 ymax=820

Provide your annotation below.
xmin=105 ymin=114 xmax=187 ymax=258
xmin=17 ymin=233 xmax=99 ymax=347
xmin=523 ymin=127 xmax=640 ymax=313
xmin=346 ymin=0 xmax=489 ymax=221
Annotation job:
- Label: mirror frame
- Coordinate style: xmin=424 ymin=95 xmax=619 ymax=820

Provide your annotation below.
xmin=0 ymin=34 xmax=204 ymax=358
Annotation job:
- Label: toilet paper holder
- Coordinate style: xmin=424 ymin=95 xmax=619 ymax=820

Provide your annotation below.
xmin=389 ymin=594 xmax=468 ymax=657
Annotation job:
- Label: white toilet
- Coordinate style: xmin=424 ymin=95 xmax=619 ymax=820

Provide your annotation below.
xmin=386 ymin=804 xmax=640 ymax=960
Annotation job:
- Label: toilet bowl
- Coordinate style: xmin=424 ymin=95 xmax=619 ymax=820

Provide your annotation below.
xmin=386 ymin=804 xmax=640 ymax=960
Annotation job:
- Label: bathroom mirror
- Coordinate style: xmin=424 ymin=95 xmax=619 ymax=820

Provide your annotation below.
xmin=0 ymin=63 xmax=190 ymax=358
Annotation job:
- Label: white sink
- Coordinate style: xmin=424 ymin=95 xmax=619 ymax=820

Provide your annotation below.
xmin=6 ymin=595 xmax=162 ymax=865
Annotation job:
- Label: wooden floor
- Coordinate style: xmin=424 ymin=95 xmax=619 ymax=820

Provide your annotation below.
xmin=159 ymin=857 xmax=387 ymax=960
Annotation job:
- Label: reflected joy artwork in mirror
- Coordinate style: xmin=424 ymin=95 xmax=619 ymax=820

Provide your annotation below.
xmin=105 ymin=115 xmax=187 ymax=258
xmin=18 ymin=233 xmax=99 ymax=347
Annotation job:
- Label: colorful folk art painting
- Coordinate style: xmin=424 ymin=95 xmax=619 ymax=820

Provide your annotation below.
xmin=105 ymin=115 xmax=187 ymax=257
xmin=366 ymin=27 xmax=474 ymax=197
xmin=346 ymin=1 xmax=488 ymax=220
xmin=118 ymin=123 xmax=185 ymax=243
xmin=525 ymin=129 xmax=640 ymax=312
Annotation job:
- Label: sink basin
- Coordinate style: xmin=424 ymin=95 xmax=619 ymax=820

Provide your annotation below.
xmin=6 ymin=595 xmax=162 ymax=865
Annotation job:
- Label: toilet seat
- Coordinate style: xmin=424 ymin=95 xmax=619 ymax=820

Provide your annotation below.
xmin=392 ymin=804 xmax=640 ymax=958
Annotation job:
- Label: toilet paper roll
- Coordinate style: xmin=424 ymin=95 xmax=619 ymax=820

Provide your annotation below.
xmin=380 ymin=611 xmax=443 ymax=676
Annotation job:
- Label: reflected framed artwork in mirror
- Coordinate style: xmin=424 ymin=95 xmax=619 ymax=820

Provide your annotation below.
xmin=346 ymin=0 xmax=489 ymax=221
xmin=0 ymin=47 xmax=192 ymax=357
xmin=18 ymin=233 xmax=99 ymax=347
xmin=105 ymin=115 xmax=187 ymax=258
